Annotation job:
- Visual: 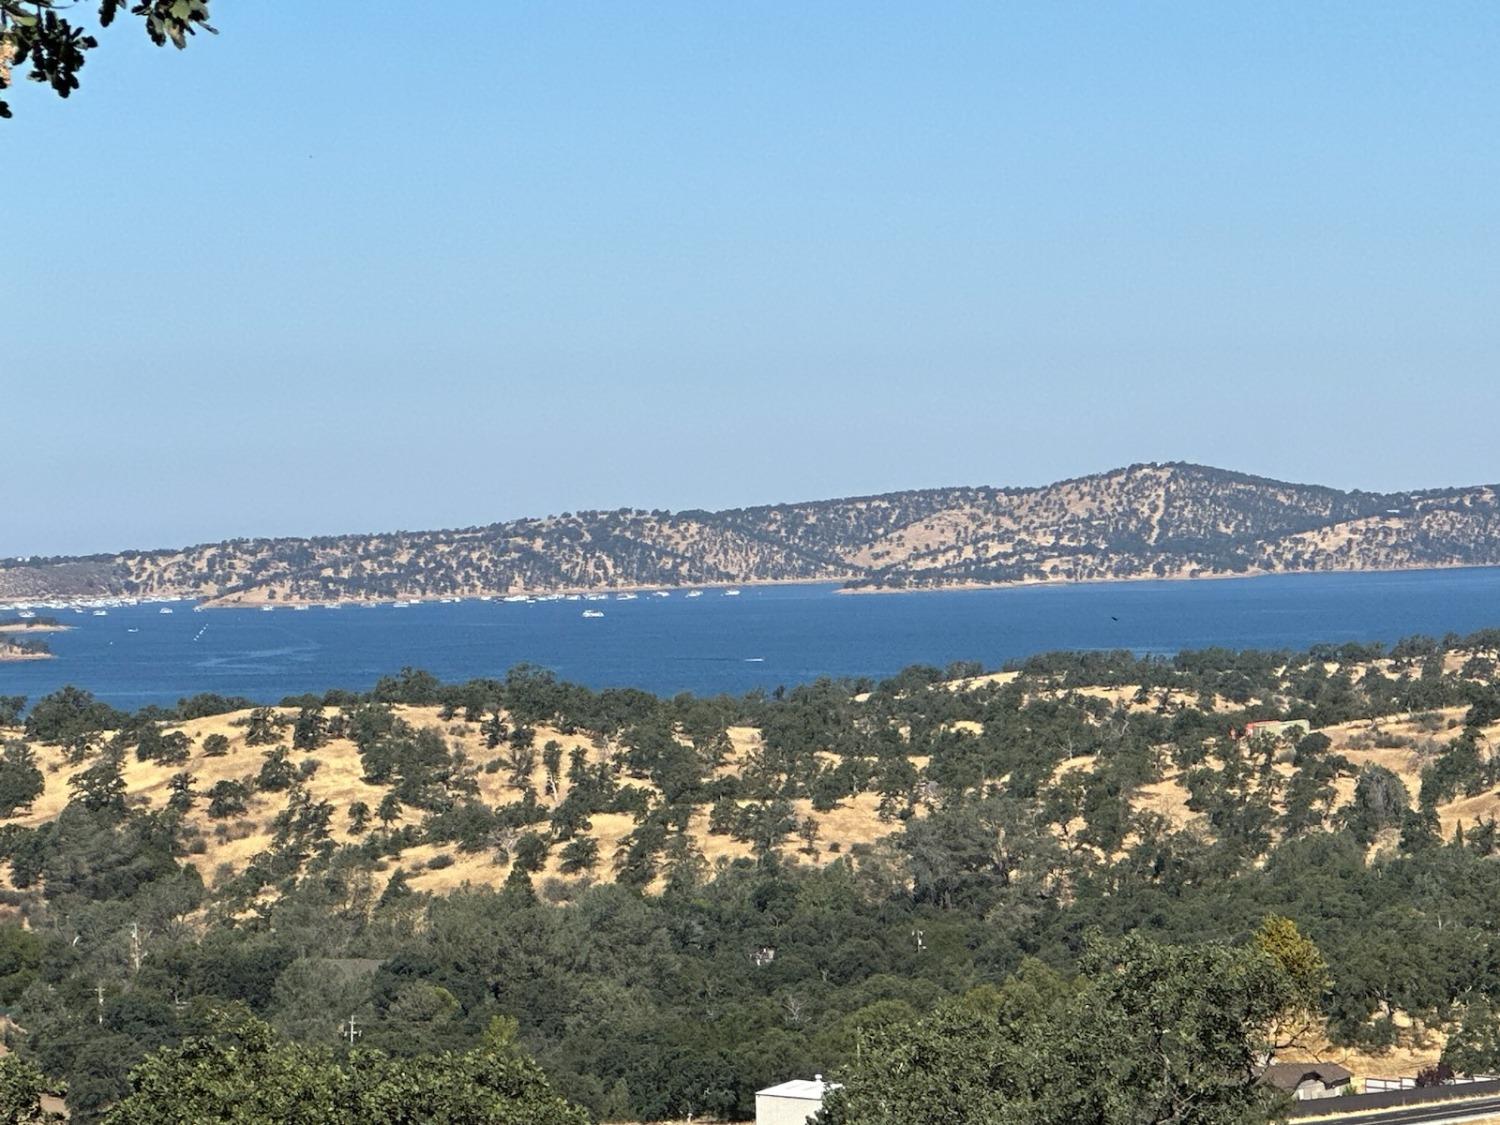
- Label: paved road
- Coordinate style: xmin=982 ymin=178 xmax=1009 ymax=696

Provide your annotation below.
xmin=1303 ymin=1094 xmax=1500 ymax=1125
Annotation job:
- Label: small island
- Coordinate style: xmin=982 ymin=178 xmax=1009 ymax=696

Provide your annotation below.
xmin=0 ymin=615 xmax=72 ymax=634
xmin=0 ymin=636 xmax=52 ymax=661
xmin=0 ymin=616 xmax=67 ymax=658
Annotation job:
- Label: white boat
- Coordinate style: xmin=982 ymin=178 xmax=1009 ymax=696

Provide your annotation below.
xmin=685 ymin=590 xmax=703 ymax=599
xmin=93 ymin=609 xmax=108 ymax=616
xmin=393 ymin=601 xmax=412 ymax=608
xmin=260 ymin=605 xmax=274 ymax=612
xmin=653 ymin=590 xmax=671 ymax=598
xmin=616 ymin=592 xmax=637 ymax=601
xmin=582 ymin=609 xmax=605 ymax=618
xmin=294 ymin=605 xmax=310 ymax=611
xmin=322 ymin=603 xmax=341 ymax=610
xmin=127 ymin=627 xmax=139 ymax=634
xmin=159 ymin=607 xmax=174 ymax=614
xmin=724 ymin=588 xmax=741 ymax=597
xmin=17 ymin=610 xmax=35 ymax=620
xmin=565 ymin=594 xmax=581 ymax=602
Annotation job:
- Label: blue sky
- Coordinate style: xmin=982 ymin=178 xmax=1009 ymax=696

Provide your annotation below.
xmin=6 ymin=2 xmax=1500 ymax=556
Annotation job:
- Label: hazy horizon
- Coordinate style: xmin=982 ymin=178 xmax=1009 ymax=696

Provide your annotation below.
xmin=10 ymin=3 xmax=1500 ymax=556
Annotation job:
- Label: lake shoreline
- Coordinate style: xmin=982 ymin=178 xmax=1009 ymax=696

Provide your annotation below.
xmin=195 ymin=575 xmax=836 ymax=609
xmin=836 ymin=560 xmax=1495 ymax=595
xmin=11 ymin=560 xmax=1500 ymax=612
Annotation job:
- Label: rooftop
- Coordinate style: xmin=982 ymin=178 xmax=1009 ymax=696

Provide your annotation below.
xmin=758 ymin=1077 xmax=837 ymax=1100
xmin=1259 ymin=1062 xmax=1353 ymax=1091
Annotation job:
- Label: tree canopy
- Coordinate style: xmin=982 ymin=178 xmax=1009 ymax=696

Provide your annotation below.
xmin=2 ymin=634 xmax=1500 ymax=1119
xmin=0 ymin=0 xmax=214 ymax=119
xmin=102 ymin=1009 xmax=587 ymax=1125
xmin=818 ymin=933 xmax=1299 ymax=1125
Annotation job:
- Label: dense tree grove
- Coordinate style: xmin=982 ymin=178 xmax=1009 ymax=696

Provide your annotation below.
xmin=1 ymin=632 xmax=1500 ymax=1118
xmin=99 ymin=1009 xmax=585 ymax=1125
xmin=821 ymin=928 xmax=1302 ymax=1125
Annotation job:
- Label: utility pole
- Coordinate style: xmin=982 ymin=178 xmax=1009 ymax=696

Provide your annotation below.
xmin=129 ymin=922 xmax=143 ymax=973
xmin=342 ymin=1015 xmax=361 ymax=1046
xmin=95 ymin=984 xmax=104 ymax=1025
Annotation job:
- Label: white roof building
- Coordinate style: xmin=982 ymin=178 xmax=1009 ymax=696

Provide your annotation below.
xmin=755 ymin=1075 xmax=838 ymax=1125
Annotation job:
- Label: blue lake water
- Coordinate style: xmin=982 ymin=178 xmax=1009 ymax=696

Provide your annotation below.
xmin=6 ymin=568 xmax=1500 ymax=710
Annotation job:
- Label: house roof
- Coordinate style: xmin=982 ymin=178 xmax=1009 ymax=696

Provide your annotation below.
xmin=757 ymin=1078 xmax=838 ymax=1100
xmin=1258 ymin=1062 xmax=1353 ymax=1091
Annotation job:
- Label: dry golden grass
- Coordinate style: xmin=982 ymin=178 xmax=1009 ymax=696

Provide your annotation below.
xmin=0 ymin=705 xmax=903 ymax=899
xmin=6 ymin=708 xmax=396 ymax=891
xmin=1133 ymin=775 xmax=1196 ymax=824
xmin=4 ymin=676 xmax=1496 ymax=904
xmin=7 ymin=671 xmax=1500 ymax=1087
xmin=4 ymin=680 xmax=1492 ymax=901
xmin=1330 ymin=1040 xmax=1448 ymax=1086
xmin=2 ymin=661 xmax=1496 ymax=1033
xmin=947 ymin=670 xmax=1019 ymax=691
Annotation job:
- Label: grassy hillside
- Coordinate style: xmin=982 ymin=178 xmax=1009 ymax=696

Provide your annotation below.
xmin=6 ymin=635 xmax=1500 ymax=1120
xmin=4 ymin=462 xmax=1500 ymax=603
xmin=7 ymin=671 xmax=1499 ymax=906
xmin=0 ymin=710 xmax=903 ymax=902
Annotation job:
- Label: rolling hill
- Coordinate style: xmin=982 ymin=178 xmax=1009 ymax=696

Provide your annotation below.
xmin=7 ymin=634 xmax=1500 ymax=1119
xmin=3 ymin=462 xmax=1499 ymax=605
xmin=1 ymin=669 xmax=1492 ymax=902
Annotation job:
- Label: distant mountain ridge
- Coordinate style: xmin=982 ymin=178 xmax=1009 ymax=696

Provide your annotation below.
xmin=5 ymin=462 xmax=1500 ymax=604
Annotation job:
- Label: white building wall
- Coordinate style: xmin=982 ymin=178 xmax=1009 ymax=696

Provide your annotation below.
xmin=1294 ymin=1079 xmax=1346 ymax=1100
xmin=755 ymin=1093 xmax=824 ymax=1125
